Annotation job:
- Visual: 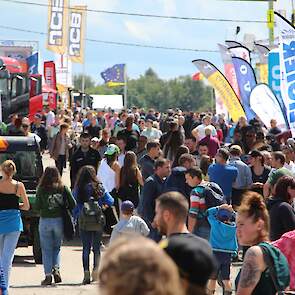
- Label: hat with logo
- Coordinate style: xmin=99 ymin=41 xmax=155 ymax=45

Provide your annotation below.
xmin=104 ymin=144 xmax=120 ymax=156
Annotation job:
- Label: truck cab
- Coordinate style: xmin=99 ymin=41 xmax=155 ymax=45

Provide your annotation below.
xmin=0 ymin=136 xmax=43 ymax=263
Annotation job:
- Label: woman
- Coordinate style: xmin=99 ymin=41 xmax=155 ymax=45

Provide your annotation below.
xmin=99 ymin=237 xmax=184 ymax=295
xmin=97 ymin=144 xmax=121 ymax=233
xmin=0 ymin=160 xmax=29 ymax=292
xmin=118 ymin=151 xmax=144 ymax=208
xmin=199 ymin=155 xmax=212 ymax=181
xmin=267 ymin=176 xmax=295 ymax=241
xmin=235 ymin=192 xmax=290 ymax=295
xmin=73 ymin=166 xmax=114 ymax=284
xmin=249 ymin=150 xmax=271 ymax=196
xmin=35 ymin=166 xmax=76 ymax=286
xmin=171 ymin=145 xmax=189 ymax=168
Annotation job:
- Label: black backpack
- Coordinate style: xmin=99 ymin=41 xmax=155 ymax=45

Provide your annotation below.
xmin=78 ymin=197 xmax=106 ymax=231
xmin=199 ymin=182 xmax=226 ymax=209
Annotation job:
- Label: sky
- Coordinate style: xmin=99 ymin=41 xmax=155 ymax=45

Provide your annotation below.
xmin=0 ymin=0 xmax=292 ymax=84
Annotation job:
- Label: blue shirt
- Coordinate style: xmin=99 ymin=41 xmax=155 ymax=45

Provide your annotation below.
xmin=0 ymin=210 xmax=23 ymax=234
xmin=208 ymin=163 xmax=238 ymax=200
xmin=229 ymin=156 xmax=253 ymax=189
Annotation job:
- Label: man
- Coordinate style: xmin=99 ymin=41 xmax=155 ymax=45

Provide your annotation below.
xmin=281 ymin=145 xmax=295 ymax=173
xmin=138 ymin=141 xmax=161 ymax=181
xmin=44 ymin=105 xmax=55 ymax=130
xmin=198 ymin=127 xmax=220 ymax=158
xmin=31 ymin=113 xmax=48 ymax=152
xmin=185 ymin=167 xmax=211 ymax=240
xmin=141 ymin=119 xmax=162 ymax=141
xmin=184 ymin=136 xmax=198 ymax=156
xmin=263 ymin=151 xmax=294 ymax=198
xmin=196 ymin=142 xmax=209 ymax=167
xmin=117 ymin=116 xmax=139 ymax=151
xmin=192 ymin=115 xmax=217 ymax=142
xmin=50 ymin=123 xmax=71 ymax=176
xmin=98 ymin=128 xmax=110 ymax=158
xmin=85 ymin=116 xmax=101 ymax=139
xmin=268 ymin=119 xmax=281 ymax=136
xmin=164 ymin=153 xmax=196 ymax=201
xmin=229 ymin=145 xmax=253 ymax=207
xmin=6 ymin=113 xmax=18 ymax=135
xmin=141 ymin=158 xmax=171 ymax=241
xmin=153 ymin=191 xmax=215 ymax=295
xmin=136 ymin=135 xmax=148 ymax=161
xmin=82 ymin=111 xmax=95 ymax=128
xmin=70 ymin=133 xmax=101 ymax=188
xmin=208 ymin=148 xmax=238 ymax=203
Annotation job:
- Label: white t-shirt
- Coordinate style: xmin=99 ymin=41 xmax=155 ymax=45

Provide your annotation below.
xmin=195 ymin=124 xmax=217 ymax=140
xmin=46 ymin=111 xmax=55 ymax=128
xmin=284 ymin=161 xmax=295 ymax=173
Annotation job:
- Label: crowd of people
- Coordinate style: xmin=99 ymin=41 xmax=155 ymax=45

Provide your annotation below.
xmin=0 ymin=105 xmax=295 ymax=294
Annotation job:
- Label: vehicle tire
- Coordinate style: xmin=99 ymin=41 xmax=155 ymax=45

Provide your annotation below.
xmin=32 ymin=223 xmax=42 ymax=264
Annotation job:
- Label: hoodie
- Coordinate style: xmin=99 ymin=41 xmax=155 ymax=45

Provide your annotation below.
xmin=267 ymin=198 xmax=295 ymax=241
xmin=164 ymin=166 xmax=192 ymax=200
xmin=207 ymin=207 xmax=238 ymax=254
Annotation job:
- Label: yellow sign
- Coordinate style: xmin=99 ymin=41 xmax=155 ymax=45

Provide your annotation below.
xmin=267 ymin=9 xmax=274 ymax=29
xmin=258 ymin=64 xmax=268 ymax=84
xmin=47 ymin=0 xmax=69 ymax=54
xmin=68 ymin=6 xmax=86 ymax=64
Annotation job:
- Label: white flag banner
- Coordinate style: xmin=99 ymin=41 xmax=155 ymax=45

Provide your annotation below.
xmin=55 ymin=53 xmax=73 ymax=87
xmin=275 ymin=12 xmax=295 ymax=135
xmin=250 ymin=84 xmax=286 ymax=130
xmin=229 ymin=46 xmax=251 ymax=63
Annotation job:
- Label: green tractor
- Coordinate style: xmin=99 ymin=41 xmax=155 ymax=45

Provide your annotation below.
xmin=0 ymin=136 xmax=43 ymax=263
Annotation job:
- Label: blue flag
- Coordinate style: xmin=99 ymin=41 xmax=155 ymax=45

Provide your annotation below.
xmin=100 ymin=64 xmax=125 ymax=87
xmin=26 ymin=52 xmax=38 ymax=75
xmin=232 ymin=57 xmax=257 ymax=121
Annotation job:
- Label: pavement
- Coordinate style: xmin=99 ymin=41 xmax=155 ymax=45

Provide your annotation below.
xmin=9 ymin=153 xmax=241 ymax=294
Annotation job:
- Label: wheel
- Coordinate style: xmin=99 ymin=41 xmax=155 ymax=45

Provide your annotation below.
xmin=32 ymin=221 xmax=42 ymax=264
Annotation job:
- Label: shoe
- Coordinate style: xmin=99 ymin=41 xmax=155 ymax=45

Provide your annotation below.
xmin=41 ymin=275 xmax=52 ymax=286
xmin=52 ymin=267 xmax=62 ymax=284
xmin=92 ymin=269 xmax=98 ymax=282
xmin=82 ymin=271 xmax=91 ymax=285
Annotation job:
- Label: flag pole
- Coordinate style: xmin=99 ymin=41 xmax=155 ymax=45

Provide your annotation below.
xmin=124 ymin=64 xmax=128 ymax=109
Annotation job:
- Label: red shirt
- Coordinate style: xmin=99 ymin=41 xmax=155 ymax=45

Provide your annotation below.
xmin=199 ymin=135 xmax=220 ymax=158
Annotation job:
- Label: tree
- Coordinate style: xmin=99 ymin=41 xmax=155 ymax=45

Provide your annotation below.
xmin=73 ymin=74 xmax=95 ymax=91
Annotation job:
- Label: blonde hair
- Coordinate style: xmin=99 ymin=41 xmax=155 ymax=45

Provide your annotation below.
xmin=99 ymin=237 xmax=184 ymax=295
xmin=1 ymin=160 xmax=16 ymax=177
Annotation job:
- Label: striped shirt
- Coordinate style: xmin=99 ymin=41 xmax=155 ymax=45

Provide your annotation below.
xmin=189 ymin=183 xmax=207 ymax=220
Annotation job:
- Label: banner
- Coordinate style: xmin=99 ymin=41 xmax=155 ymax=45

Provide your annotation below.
xmin=68 ymin=5 xmax=86 ymax=63
xmin=47 ymin=0 xmax=68 ymax=54
xmin=193 ymin=59 xmax=245 ymax=122
xmin=101 ymin=64 xmax=126 ymax=87
xmin=55 ymin=53 xmax=73 ymax=87
xmin=232 ymin=57 xmax=257 ymax=121
xmin=218 ymin=44 xmax=241 ymax=100
xmin=44 ymin=61 xmax=57 ymax=109
xmin=268 ymin=49 xmax=288 ymax=127
xmin=275 ymin=12 xmax=295 ymax=135
xmin=26 ymin=52 xmax=38 ymax=75
xmin=229 ymin=46 xmax=251 ymax=63
xmin=255 ymin=44 xmax=270 ymax=84
xmin=250 ymin=84 xmax=287 ymax=130
xmin=225 ymin=40 xmax=242 ymax=47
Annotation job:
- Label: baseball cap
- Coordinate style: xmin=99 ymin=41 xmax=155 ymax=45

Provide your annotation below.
xmin=120 ymin=200 xmax=134 ymax=213
xmin=34 ymin=113 xmax=42 ymax=119
xmin=160 ymin=234 xmax=215 ymax=287
xmin=104 ymin=144 xmax=120 ymax=156
xmin=91 ymin=137 xmax=100 ymax=142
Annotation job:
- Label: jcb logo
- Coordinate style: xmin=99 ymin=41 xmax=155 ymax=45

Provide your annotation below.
xmin=69 ymin=12 xmax=82 ymax=57
xmin=48 ymin=0 xmax=65 ymax=46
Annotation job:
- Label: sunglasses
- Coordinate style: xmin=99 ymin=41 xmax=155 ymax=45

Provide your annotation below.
xmin=22 ymin=125 xmax=29 ymax=128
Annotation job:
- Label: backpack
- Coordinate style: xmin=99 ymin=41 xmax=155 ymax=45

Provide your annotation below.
xmin=78 ymin=197 xmax=106 ymax=231
xmin=200 ymin=182 xmax=226 ymax=209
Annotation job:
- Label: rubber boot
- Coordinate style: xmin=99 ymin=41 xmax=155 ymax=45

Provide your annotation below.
xmin=82 ymin=271 xmax=91 ymax=285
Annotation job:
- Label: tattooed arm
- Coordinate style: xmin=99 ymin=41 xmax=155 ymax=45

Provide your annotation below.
xmin=236 ymin=246 xmax=266 ymax=295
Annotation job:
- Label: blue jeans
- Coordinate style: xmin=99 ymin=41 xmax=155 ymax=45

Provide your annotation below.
xmin=0 ymin=231 xmax=20 ymax=291
xmin=80 ymin=230 xmax=103 ymax=271
xmin=39 ymin=217 xmax=63 ymax=275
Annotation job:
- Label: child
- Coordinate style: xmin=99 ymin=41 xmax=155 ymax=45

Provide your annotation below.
xmin=207 ymin=204 xmax=238 ymax=295
xmin=110 ymin=201 xmax=150 ymax=243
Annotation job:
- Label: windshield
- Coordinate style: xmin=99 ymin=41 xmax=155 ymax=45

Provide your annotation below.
xmin=0 ymin=78 xmax=8 ymax=96
xmin=0 ymin=151 xmax=38 ymax=178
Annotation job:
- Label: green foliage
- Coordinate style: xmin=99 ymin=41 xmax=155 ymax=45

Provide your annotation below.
xmin=78 ymin=68 xmax=213 ymax=112
xmin=73 ymin=74 xmax=96 ymax=91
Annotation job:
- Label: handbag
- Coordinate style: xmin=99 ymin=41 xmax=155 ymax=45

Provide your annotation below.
xmin=61 ymin=187 xmax=75 ymax=241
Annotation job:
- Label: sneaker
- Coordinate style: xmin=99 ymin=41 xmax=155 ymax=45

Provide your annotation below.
xmin=52 ymin=267 xmax=62 ymax=284
xmin=41 ymin=275 xmax=52 ymax=286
